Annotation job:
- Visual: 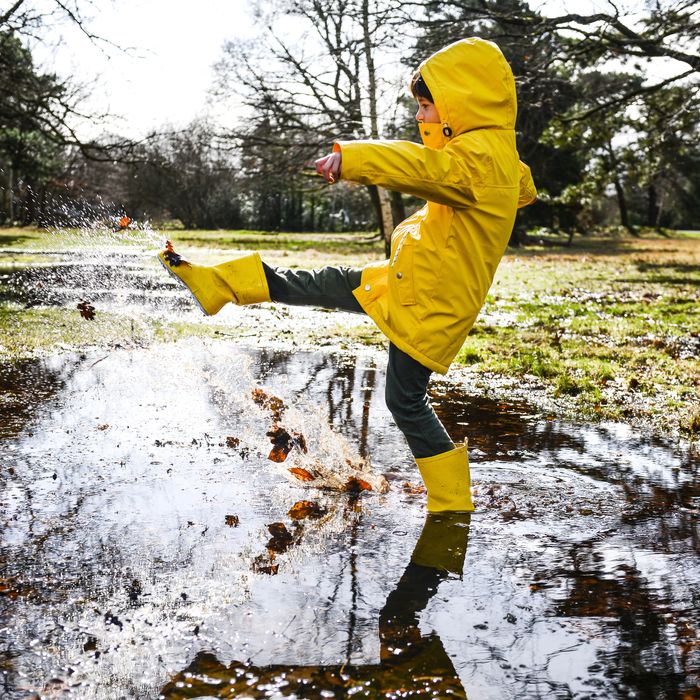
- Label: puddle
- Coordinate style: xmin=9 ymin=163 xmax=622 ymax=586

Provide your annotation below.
xmin=1 ymin=342 xmax=698 ymax=699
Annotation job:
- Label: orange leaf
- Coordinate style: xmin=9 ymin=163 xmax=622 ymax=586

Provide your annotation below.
xmin=269 ymin=445 xmax=290 ymax=462
xmin=344 ymin=476 xmax=373 ymax=493
xmin=288 ymin=500 xmax=327 ymax=520
xmin=288 ymin=467 xmax=316 ymax=482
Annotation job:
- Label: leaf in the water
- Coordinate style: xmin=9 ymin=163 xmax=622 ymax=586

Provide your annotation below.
xmin=288 ymin=500 xmax=327 ymax=520
xmin=344 ymin=476 xmax=373 ymax=492
xmin=288 ymin=467 xmax=316 ymax=482
xmin=266 ymin=522 xmax=294 ymax=553
xmin=252 ymin=388 xmax=287 ymax=422
xmin=269 ymin=445 xmax=289 ymax=462
xmin=267 ymin=427 xmax=308 ymax=462
xmin=252 ymin=554 xmax=279 ymax=575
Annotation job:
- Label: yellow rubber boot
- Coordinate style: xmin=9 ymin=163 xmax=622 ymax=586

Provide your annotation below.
xmin=158 ymin=241 xmax=270 ymax=315
xmin=415 ymin=441 xmax=474 ymax=513
xmin=411 ymin=512 xmax=471 ymax=574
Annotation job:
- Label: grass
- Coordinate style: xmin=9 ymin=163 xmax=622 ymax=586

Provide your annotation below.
xmin=458 ymin=235 xmax=700 ymax=436
xmin=0 ymin=226 xmax=698 ymax=437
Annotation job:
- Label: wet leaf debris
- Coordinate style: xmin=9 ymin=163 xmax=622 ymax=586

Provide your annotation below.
xmin=77 ymin=299 xmax=96 ymax=320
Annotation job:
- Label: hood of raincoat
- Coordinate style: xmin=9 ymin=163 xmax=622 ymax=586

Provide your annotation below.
xmin=417 ymin=38 xmax=517 ymax=148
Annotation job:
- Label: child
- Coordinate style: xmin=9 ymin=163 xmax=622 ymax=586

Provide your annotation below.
xmin=159 ymin=37 xmax=537 ymax=513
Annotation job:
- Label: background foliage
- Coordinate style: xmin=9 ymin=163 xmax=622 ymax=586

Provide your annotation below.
xmin=1 ymin=0 xmax=698 ymax=239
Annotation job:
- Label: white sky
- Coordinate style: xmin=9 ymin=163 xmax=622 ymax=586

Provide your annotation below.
xmin=23 ymin=0 xmax=683 ymax=140
xmin=30 ymin=0 xmax=256 ymax=138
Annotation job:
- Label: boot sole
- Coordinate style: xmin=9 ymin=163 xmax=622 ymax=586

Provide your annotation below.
xmin=158 ymin=255 xmax=210 ymax=316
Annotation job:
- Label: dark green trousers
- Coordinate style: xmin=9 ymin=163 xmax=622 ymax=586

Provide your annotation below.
xmin=263 ymin=263 xmax=454 ymax=459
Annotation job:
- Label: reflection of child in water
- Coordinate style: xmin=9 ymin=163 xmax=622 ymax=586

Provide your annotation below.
xmin=160 ymin=511 xmax=471 ymax=696
xmin=159 ymin=38 xmax=537 ymax=513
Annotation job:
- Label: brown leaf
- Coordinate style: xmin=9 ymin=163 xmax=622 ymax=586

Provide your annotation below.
xmin=97 ymin=424 xmax=110 ymax=431
xmin=252 ymin=554 xmax=279 ymax=575
xmin=252 ymin=388 xmax=287 ymax=422
xmin=267 ymin=427 xmax=308 ymax=462
xmin=344 ymin=476 xmax=373 ymax=493
xmin=402 ymin=482 xmax=426 ymax=495
xmin=288 ymin=467 xmax=316 ymax=482
xmin=288 ymin=500 xmax=327 ymax=520
xmin=225 ymin=436 xmax=240 ymax=448
xmin=224 ymin=514 xmax=239 ymax=527
xmin=77 ymin=300 xmax=96 ymax=320
xmin=267 ymin=522 xmax=294 ymax=553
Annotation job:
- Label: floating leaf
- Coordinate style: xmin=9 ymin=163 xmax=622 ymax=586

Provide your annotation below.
xmin=288 ymin=467 xmax=316 ymax=482
xmin=344 ymin=476 xmax=373 ymax=493
xmin=267 ymin=427 xmax=308 ymax=462
xmin=266 ymin=522 xmax=294 ymax=553
xmin=288 ymin=500 xmax=327 ymax=520
xmin=402 ymin=482 xmax=426 ymax=495
xmin=252 ymin=554 xmax=279 ymax=575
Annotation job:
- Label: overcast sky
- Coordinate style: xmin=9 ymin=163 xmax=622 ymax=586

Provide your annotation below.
xmin=31 ymin=0 xmax=256 ymax=138
xmin=27 ymin=0 xmax=661 ymax=139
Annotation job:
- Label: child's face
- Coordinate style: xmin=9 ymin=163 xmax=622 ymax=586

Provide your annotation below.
xmin=415 ymin=97 xmax=440 ymax=124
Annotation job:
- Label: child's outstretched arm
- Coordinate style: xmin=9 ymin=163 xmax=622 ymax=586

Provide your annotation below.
xmin=319 ymin=140 xmax=480 ymax=209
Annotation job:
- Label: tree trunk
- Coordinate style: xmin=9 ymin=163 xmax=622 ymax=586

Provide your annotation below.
xmin=612 ymin=176 xmax=635 ymax=234
xmin=605 ymin=141 xmax=636 ymax=235
xmin=366 ymin=184 xmax=394 ymax=255
xmin=8 ymin=165 xmax=13 ymax=223
xmin=390 ymin=190 xmax=405 ymax=227
xmin=647 ymin=181 xmax=658 ymax=228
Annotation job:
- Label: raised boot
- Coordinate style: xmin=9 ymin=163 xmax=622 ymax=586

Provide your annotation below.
xmin=158 ymin=241 xmax=270 ymax=315
xmin=415 ymin=441 xmax=474 ymax=513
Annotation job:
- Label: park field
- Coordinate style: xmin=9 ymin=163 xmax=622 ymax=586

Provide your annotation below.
xmin=0 ymin=227 xmax=698 ymax=437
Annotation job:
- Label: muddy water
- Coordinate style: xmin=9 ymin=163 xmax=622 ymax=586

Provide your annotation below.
xmin=1 ymin=342 xmax=698 ymax=699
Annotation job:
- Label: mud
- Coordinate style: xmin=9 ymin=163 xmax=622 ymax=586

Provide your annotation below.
xmin=1 ymin=343 xmax=698 ymax=699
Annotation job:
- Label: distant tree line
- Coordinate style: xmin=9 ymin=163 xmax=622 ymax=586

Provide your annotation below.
xmin=1 ymin=0 xmax=699 ymax=242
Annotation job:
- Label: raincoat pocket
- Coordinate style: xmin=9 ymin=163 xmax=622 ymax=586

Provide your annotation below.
xmin=391 ymin=237 xmax=416 ymax=306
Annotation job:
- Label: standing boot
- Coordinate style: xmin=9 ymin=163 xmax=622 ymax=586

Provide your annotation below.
xmin=415 ymin=440 xmax=474 ymax=513
xmin=158 ymin=241 xmax=270 ymax=315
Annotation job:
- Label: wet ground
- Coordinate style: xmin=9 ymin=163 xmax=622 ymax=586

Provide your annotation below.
xmin=1 ymin=247 xmax=699 ymax=698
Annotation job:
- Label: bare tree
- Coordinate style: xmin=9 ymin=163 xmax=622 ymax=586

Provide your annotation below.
xmin=215 ymin=0 xmax=409 ymax=250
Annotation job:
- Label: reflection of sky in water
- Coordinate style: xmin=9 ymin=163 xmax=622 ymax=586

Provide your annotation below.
xmin=1 ymin=342 xmax=698 ymax=699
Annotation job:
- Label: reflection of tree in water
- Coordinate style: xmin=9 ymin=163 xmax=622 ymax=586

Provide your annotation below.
xmin=0 ymin=356 xmax=77 ymax=439
xmin=253 ymin=349 xmax=378 ymax=459
xmin=533 ymin=535 xmax=699 ymax=698
xmin=432 ymin=385 xmax=699 ymax=552
xmin=160 ymin=514 xmax=471 ymax=699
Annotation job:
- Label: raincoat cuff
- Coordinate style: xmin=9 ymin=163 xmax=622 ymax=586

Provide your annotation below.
xmin=333 ymin=141 xmax=363 ymax=182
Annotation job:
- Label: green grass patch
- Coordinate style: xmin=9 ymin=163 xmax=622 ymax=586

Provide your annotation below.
xmin=461 ymin=235 xmax=700 ymax=432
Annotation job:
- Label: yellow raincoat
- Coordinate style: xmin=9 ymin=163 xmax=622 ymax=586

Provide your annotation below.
xmin=336 ymin=38 xmax=537 ymax=374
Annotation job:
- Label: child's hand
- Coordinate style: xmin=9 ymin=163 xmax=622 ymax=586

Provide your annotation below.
xmin=314 ymin=152 xmax=342 ymax=184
